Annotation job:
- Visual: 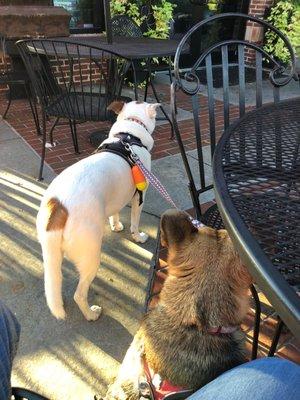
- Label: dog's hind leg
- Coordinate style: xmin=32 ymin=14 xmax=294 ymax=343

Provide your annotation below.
xmin=74 ymin=259 xmax=102 ymax=321
xmin=130 ymin=192 xmax=148 ymax=243
xmin=73 ymin=235 xmax=102 ymax=321
xmin=109 ymin=214 xmax=124 ymax=232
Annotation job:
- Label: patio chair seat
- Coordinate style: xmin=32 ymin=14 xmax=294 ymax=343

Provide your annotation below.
xmin=11 ymin=387 xmax=49 ymax=399
xmin=45 ymin=93 xmax=131 ymax=122
xmin=17 ymin=39 xmax=133 ymax=180
xmin=111 ymin=15 xmax=144 ymax=38
xmin=1 ymin=34 xmax=38 ymax=122
xmin=200 ymin=203 xmax=224 ymax=230
xmin=111 ymin=14 xmax=174 ymax=103
xmin=0 ymin=70 xmax=29 ymax=85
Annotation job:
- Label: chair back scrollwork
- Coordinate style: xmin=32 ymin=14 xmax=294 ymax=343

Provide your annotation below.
xmin=171 ymin=13 xmax=298 ymax=218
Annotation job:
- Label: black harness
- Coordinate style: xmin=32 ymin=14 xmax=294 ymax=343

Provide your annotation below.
xmin=96 ymin=133 xmax=148 ymax=205
xmin=96 ymin=133 xmax=147 ymax=166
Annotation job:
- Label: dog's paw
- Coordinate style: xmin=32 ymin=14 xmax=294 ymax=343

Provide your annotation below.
xmin=111 ymin=222 xmax=124 ymax=232
xmin=132 ymin=232 xmax=148 ymax=243
xmin=85 ymin=305 xmax=102 ymax=321
xmin=49 ymin=303 xmax=66 ymax=320
xmin=52 ymin=308 xmax=66 ymax=320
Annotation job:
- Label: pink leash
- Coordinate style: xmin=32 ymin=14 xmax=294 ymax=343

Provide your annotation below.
xmin=121 ymin=140 xmax=204 ymax=229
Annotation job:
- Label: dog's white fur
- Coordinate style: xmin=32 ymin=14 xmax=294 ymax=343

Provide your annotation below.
xmin=36 ymin=101 xmax=159 ymax=321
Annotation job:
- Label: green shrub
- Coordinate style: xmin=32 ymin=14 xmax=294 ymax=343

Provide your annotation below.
xmin=110 ymin=0 xmax=176 ymax=39
xmin=264 ymin=0 xmax=300 ymax=63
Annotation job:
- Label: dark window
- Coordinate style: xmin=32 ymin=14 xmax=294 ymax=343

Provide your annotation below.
xmin=171 ymin=0 xmax=250 ymax=39
xmin=53 ymin=0 xmax=104 ymax=33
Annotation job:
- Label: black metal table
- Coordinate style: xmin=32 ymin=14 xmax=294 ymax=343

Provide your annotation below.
xmin=213 ymin=98 xmax=300 ymax=339
xmin=57 ymin=34 xmax=186 ymax=60
xmin=57 ymin=34 xmax=187 ymax=106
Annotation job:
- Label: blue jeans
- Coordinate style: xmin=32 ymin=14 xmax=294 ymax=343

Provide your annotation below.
xmin=0 ymin=300 xmax=20 ymax=400
xmin=188 ymin=357 xmax=300 ymax=400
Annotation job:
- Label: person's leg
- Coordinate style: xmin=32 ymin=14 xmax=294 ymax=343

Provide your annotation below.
xmin=188 ymin=357 xmax=300 ymax=400
xmin=0 ymin=300 xmax=20 ymax=399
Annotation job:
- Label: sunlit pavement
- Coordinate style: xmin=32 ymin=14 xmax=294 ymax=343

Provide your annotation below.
xmin=0 ymin=119 xmax=159 ymax=399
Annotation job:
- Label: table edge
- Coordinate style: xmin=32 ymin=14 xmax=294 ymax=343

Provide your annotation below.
xmin=213 ymin=99 xmax=300 ymax=339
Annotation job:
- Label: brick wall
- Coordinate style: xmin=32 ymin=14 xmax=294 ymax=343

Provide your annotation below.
xmin=0 ymin=56 xmax=105 ymax=96
xmin=51 ymin=58 xmax=106 ymax=86
xmin=245 ymin=0 xmax=275 ymax=64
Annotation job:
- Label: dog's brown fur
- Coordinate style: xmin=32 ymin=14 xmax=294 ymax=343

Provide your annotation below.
xmin=105 ymin=210 xmax=252 ymax=399
xmin=45 ymin=198 xmax=68 ymax=232
xmin=107 ymin=101 xmax=125 ymax=114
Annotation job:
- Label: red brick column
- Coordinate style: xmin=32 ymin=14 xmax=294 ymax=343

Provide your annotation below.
xmin=245 ymin=0 xmax=275 ymax=64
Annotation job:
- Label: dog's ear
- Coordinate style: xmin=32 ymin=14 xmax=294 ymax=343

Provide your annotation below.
xmin=146 ymin=103 xmax=161 ymax=119
xmin=107 ymin=100 xmax=125 ymax=114
xmin=161 ymin=209 xmax=198 ymax=247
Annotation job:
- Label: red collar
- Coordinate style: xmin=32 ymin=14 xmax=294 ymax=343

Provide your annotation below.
xmin=142 ymin=358 xmax=189 ymax=400
xmin=125 ymin=117 xmax=149 ymax=133
xmin=207 ymin=325 xmax=239 ymax=335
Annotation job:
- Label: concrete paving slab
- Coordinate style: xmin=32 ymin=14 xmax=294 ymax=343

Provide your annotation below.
xmin=0 ymin=119 xmax=55 ymax=183
xmin=209 ymin=78 xmax=300 ymax=106
xmin=186 ymin=146 xmax=212 ymax=165
xmin=0 ymin=113 xmax=212 ymax=399
xmin=156 ymin=72 xmax=300 ymax=106
xmin=156 ymin=104 xmax=193 ymax=126
xmin=0 ymin=174 xmax=157 ymax=399
xmin=0 ymin=120 xmax=20 ymax=141
xmin=0 ymin=120 xmax=159 ymax=399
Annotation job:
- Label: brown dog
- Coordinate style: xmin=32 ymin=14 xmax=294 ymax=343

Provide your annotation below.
xmin=104 ymin=209 xmax=252 ymax=400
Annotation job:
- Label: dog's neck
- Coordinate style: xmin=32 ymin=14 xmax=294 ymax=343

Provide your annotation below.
xmin=124 ymin=116 xmax=149 ymax=133
xmin=109 ymin=117 xmax=154 ymax=151
xmin=207 ymin=325 xmax=239 ymax=335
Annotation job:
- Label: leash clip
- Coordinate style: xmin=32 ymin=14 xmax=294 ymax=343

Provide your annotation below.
xmin=138 ymin=376 xmax=155 ymax=400
xmin=121 ymin=140 xmax=139 ymax=162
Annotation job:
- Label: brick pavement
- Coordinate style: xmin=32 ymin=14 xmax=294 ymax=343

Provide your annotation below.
xmin=0 ymin=83 xmax=299 ymax=364
xmin=0 ymin=84 xmax=241 ymax=171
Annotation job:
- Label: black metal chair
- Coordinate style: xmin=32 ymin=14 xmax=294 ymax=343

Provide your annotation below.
xmin=0 ymin=35 xmax=39 ymax=127
xmin=11 ymin=387 xmax=49 ymax=400
xmin=111 ymin=14 xmax=174 ymax=127
xmin=146 ymin=13 xmax=298 ymax=360
xmin=111 ymin=15 xmax=144 ymax=39
xmin=16 ymin=39 xmax=133 ymax=180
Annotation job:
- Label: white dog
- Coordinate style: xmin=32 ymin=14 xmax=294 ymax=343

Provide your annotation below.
xmin=36 ymin=101 xmax=159 ymax=321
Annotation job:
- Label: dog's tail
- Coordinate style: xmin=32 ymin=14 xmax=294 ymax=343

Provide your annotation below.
xmin=37 ymin=197 xmax=68 ymax=320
